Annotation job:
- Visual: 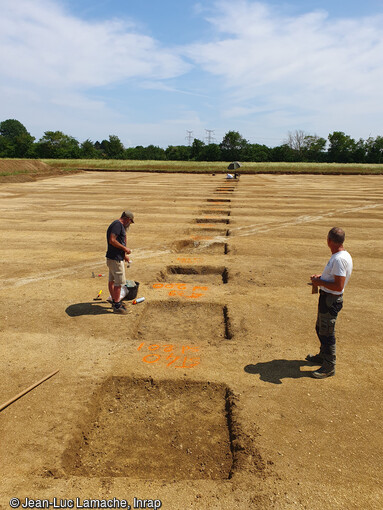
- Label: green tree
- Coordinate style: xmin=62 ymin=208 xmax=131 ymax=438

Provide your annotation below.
xmin=165 ymin=145 xmax=191 ymax=161
xmin=35 ymin=131 xmax=80 ymax=158
xmin=100 ymin=135 xmax=125 ymax=159
xmin=270 ymin=144 xmax=297 ymax=162
xmin=198 ymin=143 xmax=221 ymax=161
xmin=284 ymin=131 xmax=327 ymax=162
xmin=0 ymin=136 xmax=13 ymax=158
xmin=0 ymin=119 xmax=35 ymax=157
xmin=352 ymin=138 xmax=366 ymax=163
xmin=126 ymin=146 xmax=146 ymax=159
xmin=365 ymin=136 xmax=383 ymax=163
xmin=243 ymin=144 xmax=270 ymax=162
xmin=302 ymin=135 xmax=327 ymax=162
xmin=190 ymin=138 xmax=205 ymax=160
xmin=220 ymin=131 xmax=248 ymax=161
xmin=125 ymin=145 xmax=166 ymax=160
xmin=141 ymin=145 xmax=166 ymax=160
xmin=80 ymin=139 xmax=102 ymax=159
xmin=328 ymin=131 xmax=357 ymax=163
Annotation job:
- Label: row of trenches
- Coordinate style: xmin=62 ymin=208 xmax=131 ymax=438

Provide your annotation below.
xmin=192 ymin=180 xmax=235 ymax=253
xmin=173 ymin=184 xmax=235 ymax=255
xmin=61 ymin=178 xmax=263 ymax=482
xmin=172 ymin=181 xmax=238 ymax=345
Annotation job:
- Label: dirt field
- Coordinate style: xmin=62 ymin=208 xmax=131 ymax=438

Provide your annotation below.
xmin=0 ymin=160 xmax=73 ymax=183
xmin=0 ymin=171 xmax=382 ymax=510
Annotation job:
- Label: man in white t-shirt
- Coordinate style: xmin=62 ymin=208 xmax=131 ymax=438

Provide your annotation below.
xmin=307 ymin=227 xmax=353 ymax=378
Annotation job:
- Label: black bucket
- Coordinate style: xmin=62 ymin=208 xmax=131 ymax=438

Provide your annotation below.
xmin=125 ymin=280 xmax=139 ymax=300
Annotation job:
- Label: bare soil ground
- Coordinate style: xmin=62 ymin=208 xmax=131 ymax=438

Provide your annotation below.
xmin=0 ymin=171 xmax=382 ymax=510
xmin=0 ymin=160 xmax=77 ymax=182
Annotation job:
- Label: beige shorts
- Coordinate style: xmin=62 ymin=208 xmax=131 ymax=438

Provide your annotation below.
xmin=106 ymin=258 xmax=126 ymax=286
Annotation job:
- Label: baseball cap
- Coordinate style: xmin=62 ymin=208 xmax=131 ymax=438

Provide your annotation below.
xmin=122 ymin=210 xmax=134 ymax=222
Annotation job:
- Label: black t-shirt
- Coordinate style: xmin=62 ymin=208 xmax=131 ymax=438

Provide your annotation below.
xmin=106 ymin=220 xmax=126 ymax=261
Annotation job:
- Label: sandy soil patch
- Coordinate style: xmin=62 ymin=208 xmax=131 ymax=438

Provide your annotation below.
xmin=0 ymin=159 xmax=78 ymax=183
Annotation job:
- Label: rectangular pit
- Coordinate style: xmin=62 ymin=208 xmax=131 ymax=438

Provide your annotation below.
xmin=63 ymin=378 xmax=234 ymax=480
xmin=195 ymin=218 xmax=230 ymax=224
xmin=172 ymin=239 xmax=229 ymax=255
xmin=167 ymin=265 xmax=228 ymax=284
xmin=190 ymin=228 xmax=230 ymax=237
xmin=136 ymin=302 xmax=232 ymax=343
xmin=200 ymin=210 xmax=231 ymax=216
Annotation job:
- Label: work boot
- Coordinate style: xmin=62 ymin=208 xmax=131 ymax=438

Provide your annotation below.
xmin=312 ymin=346 xmax=336 ymax=379
xmin=112 ymin=302 xmax=128 ymax=315
xmin=306 ymin=345 xmax=325 ymax=364
xmin=305 ymin=353 xmax=324 ymax=364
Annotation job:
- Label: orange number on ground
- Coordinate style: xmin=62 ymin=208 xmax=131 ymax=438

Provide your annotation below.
xmin=175 ymin=357 xmax=201 ymax=368
xmin=166 ymin=355 xmax=181 ymax=366
xmin=142 ymin=354 xmax=161 ymax=364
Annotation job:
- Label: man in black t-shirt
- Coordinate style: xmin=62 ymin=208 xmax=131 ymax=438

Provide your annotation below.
xmin=106 ymin=210 xmax=134 ymax=314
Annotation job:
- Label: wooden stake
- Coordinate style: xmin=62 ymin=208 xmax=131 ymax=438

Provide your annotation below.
xmin=0 ymin=369 xmax=59 ymax=413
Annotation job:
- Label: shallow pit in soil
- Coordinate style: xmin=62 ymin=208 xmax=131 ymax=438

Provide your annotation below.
xmin=172 ymin=239 xmax=229 ymax=254
xmin=136 ymin=301 xmax=233 ymax=343
xmin=63 ymin=378 xmax=234 ymax=480
xmin=167 ymin=265 xmax=228 ymax=284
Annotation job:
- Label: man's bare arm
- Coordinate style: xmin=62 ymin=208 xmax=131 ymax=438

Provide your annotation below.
xmin=311 ymin=274 xmax=345 ymax=293
xmin=109 ymin=233 xmax=131 ymax=254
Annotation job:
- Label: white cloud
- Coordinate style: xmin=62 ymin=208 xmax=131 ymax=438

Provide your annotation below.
xmin=140 ymin=80 xmax=209 ymax=98
xmin=185 ymin=0 xmax=383 ymax=135
xmin=0 ymin=0 xmax=193 ymax=143
xmin=0 ymin=0 xmax=189 ymax=89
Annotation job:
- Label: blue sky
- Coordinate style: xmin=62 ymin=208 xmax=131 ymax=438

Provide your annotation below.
xmin=1 ymin=0 xmax=383 ymax=148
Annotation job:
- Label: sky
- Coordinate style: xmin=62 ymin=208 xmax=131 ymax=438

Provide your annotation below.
xmin=1 ymin=0 xmax=383 ymax=148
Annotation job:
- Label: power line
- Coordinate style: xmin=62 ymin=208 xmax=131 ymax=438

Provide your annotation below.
xmin=185 ymin=130 xmax=194 ymax=146
xmin=205 ymin=129 xmax=215 ymax=144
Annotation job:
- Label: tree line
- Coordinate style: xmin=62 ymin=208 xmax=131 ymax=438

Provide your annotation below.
xmin=1 ymin=119 xmax=383 ymax=163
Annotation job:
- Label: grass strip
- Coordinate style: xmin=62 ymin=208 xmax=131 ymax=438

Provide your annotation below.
xmin=42 ymin=159 xmax=383 ymax=175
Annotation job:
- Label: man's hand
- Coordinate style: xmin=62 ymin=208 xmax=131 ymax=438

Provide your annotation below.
xmin=310 ymin=274 xmax=322 ymax=286
xmin=311 ymin=274 xmax=345 ymax=292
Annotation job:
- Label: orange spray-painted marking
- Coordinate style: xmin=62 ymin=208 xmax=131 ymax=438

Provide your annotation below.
xmin=190 ymin=235 xmax=213 ymax=241
xmin=176 ymin=257 xmax=202 ymax=264
xmin=152 ymin=283 xmax=210 ymax=299
xmin=138 ymin=343 xmax=201 ymax=369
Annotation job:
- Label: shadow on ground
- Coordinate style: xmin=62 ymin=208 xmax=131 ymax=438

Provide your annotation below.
xmin=65 ymin=302 xmax=112 ymax=317
xmin=244 ymin=359 xmax=315 ymax=384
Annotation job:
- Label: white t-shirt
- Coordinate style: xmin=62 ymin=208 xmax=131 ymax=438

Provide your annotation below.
xmin=320 ymin=250 xmax=353 ymax=295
